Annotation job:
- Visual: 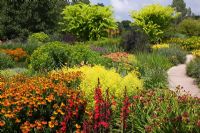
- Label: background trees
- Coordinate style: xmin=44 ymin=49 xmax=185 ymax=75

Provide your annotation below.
xmin=60 ymin=3 xmax=117 ymax=41
xmin=0 ymin=0 xmax=91 ymax=40
xmin=171 ymin=0 xmax=192 ymax=22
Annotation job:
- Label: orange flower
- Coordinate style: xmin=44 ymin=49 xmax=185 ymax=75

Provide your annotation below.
xmin=48 ymin=121 xmax=58 ymax=128
xmin=0 ymin=120 xmax=5 ymax=127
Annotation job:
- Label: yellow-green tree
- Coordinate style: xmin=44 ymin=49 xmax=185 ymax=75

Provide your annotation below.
xmin=60 ymin=3 xmax=117 ymax=41
xmin=131 ymin=4 xmax=180 ymax=43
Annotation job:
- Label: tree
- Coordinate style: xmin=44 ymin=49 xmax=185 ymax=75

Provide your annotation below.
xmin=0 ymin=0 xmax=67 ymax=40
xmin=60 ymin=3 xmax=117 ymax=41
xmin=171 ymin=0 xmax=192 ymax=22
xmin=0 ymin=0 xmax=90 ymax=40
xmin=131 ymin=4 xmax=179 ymax=43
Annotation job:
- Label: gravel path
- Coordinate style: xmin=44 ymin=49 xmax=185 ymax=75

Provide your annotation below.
xmin=167 ymin=55 xmax=200 ymax=98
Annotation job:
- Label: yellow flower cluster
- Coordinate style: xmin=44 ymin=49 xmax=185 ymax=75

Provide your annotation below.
xmin=56 ymin=65 xmax=143 ymax=106
xmin=151 ymin=43 xmax=169 ymax=50
xmin=192 ymin=49 xmax=200 ymax=57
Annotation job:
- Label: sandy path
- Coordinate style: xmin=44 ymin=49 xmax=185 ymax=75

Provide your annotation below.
xmin=167 ymin=55 xmax=200 ymax=98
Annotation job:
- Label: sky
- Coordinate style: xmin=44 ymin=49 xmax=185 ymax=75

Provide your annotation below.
xmin=90 ymin=0 xmax=200 ymax=21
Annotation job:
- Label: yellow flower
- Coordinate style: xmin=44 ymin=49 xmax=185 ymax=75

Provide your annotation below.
xmin=151 ymin=43 xmax=169 ymax=50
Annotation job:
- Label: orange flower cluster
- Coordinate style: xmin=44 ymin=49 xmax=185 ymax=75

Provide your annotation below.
xmin=0 ymin=48 xmax=27 ymax=61
xmin=0 ymin=72 xmax=86 ymax=133
xmin=103 ymin=52 xmax=130 ymax=63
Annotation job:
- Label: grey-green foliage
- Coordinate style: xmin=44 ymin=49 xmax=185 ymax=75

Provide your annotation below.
xmin=135 ymin=52 xmax=172 ymax=89
xmin=60 ymin=3 xmax=117 ymax=41
xmin=187 ymin=58 xmax=200 ymax=87
xmin=153 ymin=46 xmax=187 ymax=65
xmin=0 ymin=53 xmax=15 ymax=69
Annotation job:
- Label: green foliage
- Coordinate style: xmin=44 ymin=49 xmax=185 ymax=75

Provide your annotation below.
xmin=0 ymin=53 xmax=15 ymax=69
xmin=178 ymin=18 xmax=200 ymax=36
xmin=135 ymin=52 xmax=172 ymax=89
xmin=187 ymin=58 xmax=200 ymax=87
xmin=0 ymin=0 xmax=66 ymax=40
xmin=123 ymin=89 xmax=200 ymax=132
xmin=131 ymin=4 xmax=179 ymax=43
xmin=28 ymin=32 xmax=50 ymax=43
xmin=30 ymin=42 xmax=71 ymax=72
xmin=60 ymin=3 xmax=117 ymax=41
xmin=30 ymin=42 xmax=112 ymax=72
xmin=153 ymin=46 xmax=187 ymax=65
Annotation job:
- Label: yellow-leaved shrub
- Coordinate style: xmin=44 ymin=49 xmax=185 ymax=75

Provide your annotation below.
xmin=54 ymin=65 xmax=143 ymax=105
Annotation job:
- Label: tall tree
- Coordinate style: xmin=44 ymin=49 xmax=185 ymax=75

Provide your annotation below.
xmin=171 ymin=0 xmax=192 ymax=22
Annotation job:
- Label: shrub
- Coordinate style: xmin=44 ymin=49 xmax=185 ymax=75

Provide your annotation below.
xmin=30 ymin=42 xmax=71 ymax=72
xmin=28 ymin=32 xmax=50 ymax=43
xmin=30 ymin=42 xmax=112 ymax=72
xmin=135 ymin=52 xmax=172 ymax=89
xmin=60 ymin=3 xmax=117 ymax=41
xmin=59 ymin=65 xmax=143 ymax=106
xmin=153 ymin=46 xmax=187 ymax=65
xmin=178 ymin=18 xmax=200 ymax=36
xmin=121 ymin=27 xmax=149 ymax=52
xmin=0 ymin=53 xmax=15 ymax=69
xmin=131 ymin=4 xmax=179 ymax=43
xmin=167 ymin=37 xmax=200 ymax=51
xmin=187 ymin=58 xmax=200 ymax=86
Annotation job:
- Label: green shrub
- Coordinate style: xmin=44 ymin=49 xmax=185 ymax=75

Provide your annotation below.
xmin=187 ymin=58 xmax=200 ymax=87
xmin=69 ymin=45 xmax=112 ymax=67
xmin=30 ymin=42 xmax=112 ymax=72
xmin=135 ymin=52 xmax=172 ymax=89
xmin=30 ymin=42 xmax=71 ymax=72
xmin=0 ymin=53 xmax=15 ymax=69
xmin=28 ymin=32 xmax=50 ymax=43
xmin=178 ymin=18 xmax=200 ymax=36
xmin=154 ymin=46 xmax=187 ymax=65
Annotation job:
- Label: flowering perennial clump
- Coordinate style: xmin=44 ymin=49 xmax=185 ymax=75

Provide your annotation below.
xmin=192 ymin=49 xmax=200 ymax=57
xmin=0 ymin=72 xmax=86 ymax=133
xmin=0 ymin=48 xmax=27 ymax=61
xmin=151 ymin=43 xmax=169 ymax=50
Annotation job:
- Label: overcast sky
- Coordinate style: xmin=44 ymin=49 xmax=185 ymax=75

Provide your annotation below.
xmin=90 ymin=0 xmax=200 ymax=21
